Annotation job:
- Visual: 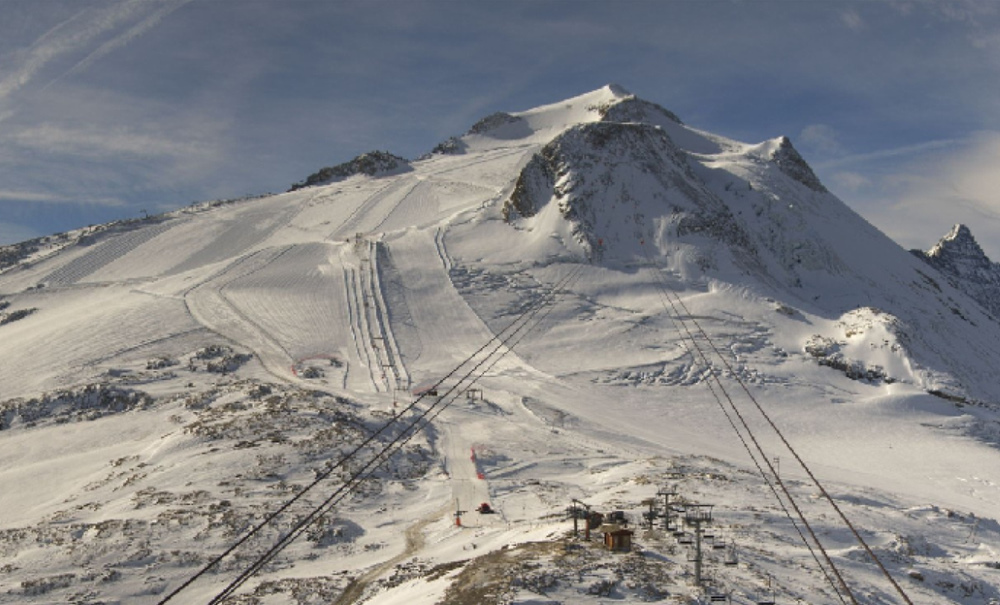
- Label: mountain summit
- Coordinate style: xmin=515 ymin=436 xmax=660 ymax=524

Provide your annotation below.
xmin=913 ymin=223 xmax=1000 ymax=318
xmin=1 ymin=86 xmax=999 ymax=604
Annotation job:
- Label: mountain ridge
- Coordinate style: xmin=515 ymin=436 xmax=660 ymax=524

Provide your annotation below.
xmin=912 ymin=223 xmax=1000 ymax=320
xmin=0 ymin=85 xmax=998 ymax=604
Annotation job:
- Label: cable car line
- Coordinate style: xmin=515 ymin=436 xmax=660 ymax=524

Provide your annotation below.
xmin=638 ymin=241 xmax=912 ymax=604
xmin=204 ymin=263 xmax=584 ymax=604
xmin=157 ymin=263 xmax=584 ymax=604
xmin=661 ymin=269 xmax=914 ymax=605
xmin=640 ymin=250 xmax=854 ymax=605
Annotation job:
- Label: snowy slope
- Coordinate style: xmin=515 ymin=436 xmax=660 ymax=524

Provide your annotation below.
xmin=0 ymin=85 xmax=999 ymax=605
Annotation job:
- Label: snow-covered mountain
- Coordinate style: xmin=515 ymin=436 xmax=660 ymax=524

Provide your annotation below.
xmin=912 ymin=223 xmax=1000 ymax=321
xmin=1 ymin=85 xmax=998 ymax=605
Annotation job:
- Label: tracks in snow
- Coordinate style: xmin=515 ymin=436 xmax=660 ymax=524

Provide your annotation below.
xmin=344 ymin=237 xmax=409 ymax=395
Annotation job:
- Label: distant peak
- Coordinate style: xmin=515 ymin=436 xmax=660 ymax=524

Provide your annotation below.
xmin=945 ymin=223 xmax=973 ymax=242
xmin=927 ymin=223 xmax=987 ymax=262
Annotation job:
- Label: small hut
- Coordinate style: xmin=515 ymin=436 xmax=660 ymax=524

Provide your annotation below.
xmin=600 ymin=523 xmax=634 ymax=552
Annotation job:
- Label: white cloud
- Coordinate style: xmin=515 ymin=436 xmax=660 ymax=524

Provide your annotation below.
xmin=0 ymin=0 xmax=187 ymax=108
xmin=0 ymin=189 xmax=125 ymax=206
xmin=799 ymin=124 xmax=843 ymax=155
xmin=816 ymin=139 xmax=961 ymax=170
xmin=50 ymin=0 xmax=195 ymax=88
xmin=830 ymin=171 xmax=871 ymax=193
xmin=841 ymin=9 xmax=866 ymax=32
xmin=9 ymin=123 xmax=210 ymax=160
xmin=855 ymin=131 xmax=1000 ymax=258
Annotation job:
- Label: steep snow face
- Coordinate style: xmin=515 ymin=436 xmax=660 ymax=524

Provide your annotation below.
xmin=914 ymin=224 xmax=1000 ymax=319
xmin=501 ymin=120 xmax=753 ymax=271
xmin=490 ymin=90 xmax=1000 ymax=403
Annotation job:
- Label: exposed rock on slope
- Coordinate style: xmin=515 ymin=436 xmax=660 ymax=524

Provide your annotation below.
xmin=502 ymin=120 xmax=753 ymax=265
xmin=290 ymin=151 xmax=411 ymax=191
xmin=594 ymin=94 xmax=682 ymax=126
xmin=467 ymin=111 xmax=530 ymax=139
xmin=913 ymin=224 xmax=1000 ymax=320
xmin=766 ymin=136 xmax=827 ymax=193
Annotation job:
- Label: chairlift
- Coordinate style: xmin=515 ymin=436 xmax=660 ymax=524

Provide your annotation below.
xmin=712 ymin=535 xmax=727 ymax=550
xmin=709 ymin=594 xmax=729 ymax=603
xmin=723 ymin=541 xmax=738 ymax=567
xmin=678 ymin=533 xmax=694 ymax=545
xmin=755 ymin=575 xmax=776 ymax=604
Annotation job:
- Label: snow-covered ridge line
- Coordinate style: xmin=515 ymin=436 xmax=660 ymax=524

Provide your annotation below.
xmin=1 ymin=84 xmax=1000 ymax=604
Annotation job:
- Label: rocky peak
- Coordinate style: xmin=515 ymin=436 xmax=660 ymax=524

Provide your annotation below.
xmin=289 ymin=151 xmax=410 ymax=191
xmin=914 ymin=224 xmax=1000 ymax=319
xmin=768 ymin=136 xmax=827 ymax=193
xmin=925 ymin=224 xmax=988 ymax=266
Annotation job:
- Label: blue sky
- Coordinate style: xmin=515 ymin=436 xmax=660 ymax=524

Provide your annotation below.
xmin=1 ymin=0 xmax=999 ymax=256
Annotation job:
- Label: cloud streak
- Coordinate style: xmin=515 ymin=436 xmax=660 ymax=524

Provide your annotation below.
xmin=816 ymin=139 xmax=962 ymax=170
xmin=0 ymin=0 xmax=186 ymax=110
xmin=9 ymin=123 xmax=210 ymax=160
xmin=843 ymin=131 xmax=1000 ymax=258
xmin=52 ymin=0 xmax=195 ymax=87
xmin=0 ymin=188 xmax=126 ymax=206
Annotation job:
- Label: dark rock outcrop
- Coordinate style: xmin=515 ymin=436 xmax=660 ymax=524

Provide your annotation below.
xmin=290 ymin=151 xmax=410 ymax=191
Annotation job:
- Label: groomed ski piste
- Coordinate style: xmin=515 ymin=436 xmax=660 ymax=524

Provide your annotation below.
xmin=1 ymin=85 xmax=999 ymax=604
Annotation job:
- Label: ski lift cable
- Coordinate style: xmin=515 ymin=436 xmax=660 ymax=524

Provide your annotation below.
xmin=658 ymin=296 xmax=855 ymax=604
xmin=158 ymin=263 xmax=585 ymax=604
xmin=636 ymin=242 xmax=851 ymax=602
xmin=199 ymin=263 xmax=587 ymax=604
xmin=640 ymin=244 xmax=911 ymax=604
xmin=640 ymin=250 xmax=854 ymax=605
xmin=667 ymin=283 xmax=914 ymax=605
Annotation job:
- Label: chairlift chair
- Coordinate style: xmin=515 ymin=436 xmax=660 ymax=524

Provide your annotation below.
xmin=755 ymin=580 xmax=776 ymax=604
xmin=723 ymin=541 xmax=738 ymax=567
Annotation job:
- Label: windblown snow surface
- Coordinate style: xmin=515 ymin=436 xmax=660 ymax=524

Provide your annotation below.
xmin=1 ymin=85 xmax=999 ymax=604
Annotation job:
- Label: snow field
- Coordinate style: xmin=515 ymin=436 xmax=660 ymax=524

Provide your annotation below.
xmin=2 ymin=85 xmax=1000 ymax=604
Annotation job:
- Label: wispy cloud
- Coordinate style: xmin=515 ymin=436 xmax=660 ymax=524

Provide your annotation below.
xmin=9 ymin=123 xmax=210 ymax=160
xmin=0 ymin=188 xmax=125 ymax=206
xmin=841 ymin=9 xmax=866 ymax=32
xmin=830 ymin=171 xmax=872 ymax=193
xmin=799 ymin=124 xmax=843 ymax=155
xmin=816 ymin=139 xmax=961 ymax=170
xmin=846 ymin=131 xmax=1000 ymax=258
xmin=51 ymin=0 xmax=195 ymax=87
xmin=0 ymin=0 xmax=187 ymax=109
